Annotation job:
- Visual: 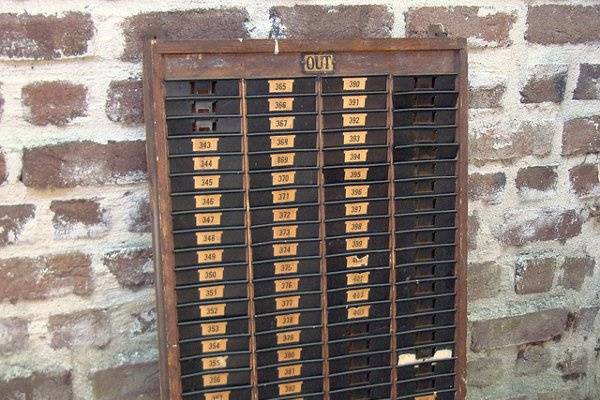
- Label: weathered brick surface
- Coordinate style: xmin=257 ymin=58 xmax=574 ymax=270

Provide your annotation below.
xmin=0 ymin=317 xmax=28 ymax=355
xmin=0 ymin=204 xmax=35 ymax=246
xmin=568 ymin=307 xmax=599 ymax=334
xmin=22 ymin=81 xmax=87 ymax=126
xmin=468 ymin=261 xmax=501 ymax=301
xmin=516 ymin=166 xmax=557 ymax=192
xmin=48 ymin=309 xmax=111 ymax=349
xmin=121 ymin=9 xmax=249 ymax=62
xmin=271 ymin=5 xmax=393 ymax=40
xmin=0 ymin=12 xmax=93 ymax=59
xmin=469 ymin=84 xmax=505 ymax=109
xmin=0 ymin=149 xmax=6 ymax=185
xmin=560 ymin=256 xmax=595 ymax=290
xmin=569 ymin=164 xmax=599 ymax=196
xmin=467 ymin=357 xmax=504 ymax=387
xmin=574 ymin=64 xmax=600 ymax=100
xmin=0 ymin=253 xmax=92 ymax=301
xmin=50 ymin=199 xmax=109 ymax=239
xmin=526 ymin=5 xmax=600 ymax=44
xmin=515 ymin=255 xmax=557 ymax=294
xmin=557 ymin=351 xmax=588 ymax=381
xmin=406 ymin=7 xmax=516 ymax=47
xmin=468 ymin=213 xmax=479 ymax=251
xmin=515 ymin=344 xmax=551 ymax=376
xmin=103 ymin=248 xmax=154 ymax=290
xmin=22 ymin=140 xmax=146 ymax=189
xmin=127 ymin=193 xmax=152 ymax=233
xmin=520 ymin=70 xmax=567 ymax=104
xmin=468 ymin=172 xmax=506 ymax=203
xmin=106 ymin=80 xmax=143 ymax=125
xmin=91 ymin=361 xmax=159 ymax=400
xmin=562 ymin=116 xmax=600 ymax=156
xmin=471 ymin=308 xmax=569 ymax=351
xmin=0 ymin=371 xmax=72 ymax=400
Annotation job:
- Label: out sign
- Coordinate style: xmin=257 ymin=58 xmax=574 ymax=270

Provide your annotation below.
xmin=303 ymin=54 xmax=334 ymax=73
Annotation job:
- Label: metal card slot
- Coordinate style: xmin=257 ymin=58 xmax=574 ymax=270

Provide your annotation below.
xmin=170 ymin=173 xmax=243 ymax=194
xmin=176 ymin=281 xmax=247 ymax=303
xmin=255 ymin=325 xmax=322 ymax=349
xmin=173 ymin=227 xmax=246 ymax=249
xmin=247 ymin=132 xmax=317 ymax=152
xmin=396 ymin=260 xmax=455 ymax=283
xmin=253 ymin=274 xmax=321 ymax=298
xmin=395 ymin=293 xmax=456 ymax=316
xmin=393 ymin=92 xmax=458 ymax=109
xmin=171 ymin=191 xmax=244 ymax=212
xmin=177 ymin=316 xmax=249 ymax=340
xmin=328 ymin=301 xmax=391 ymax=324
xmin=165 ymin=99 xmax=240 ymax=116
xmin=394 ymin=177 xmax=456 ymax=197
xmin=180 ymin=369 xmax=251 ymax=393
xmin=327 ymin=285 xmax=390 ymax=306
xmin=395 ymin=243 xmax=456 ymax=266
xmin=396 ymin=308 xmax=456 ymax=333
xmin=173 ymin=245 xmax=246 ymax=268
xmin=172 ymin=209 xmax=245 ymax=231
xmin=394 ymin=194 xmax=456 ymax=214
xmin=249 ymin=187 xmax=318 ymax=208
xmin=323 ymin=164 xmax=389 ymax=184
xmin=167 ymin=117 xmax=241 ymax=136
xmin=245 ymin=78 xmax=315 ymax=95
xmin=324 ymin=199 xmax=389 ymax=220
xmin=322 ymin=75 xmax=387 ymax=93
xmin=249 ymin=169 xmax=318 ymax=189
xmin=251 ymin=222 xmax=320 ymax=244
xmin=249 ymin=150 xmax=317 ymax=170
xmin=325 ymin=233 xmax=390 ymax=255
xmin=168 ymin=135 xmax=242 ymax=155
xmin=324 ymin=146 xmax=388 ymax=166
xmin=252 ymin=257 xmax=321 ymax=280
xmin=175 ymin=263 xmax=247 ymax=286
xmin=164 ymin=79 xmax=240 ymax=97
xmin=177 ymin=300 xmax=249 ymax=323
xmin=394 ymin=160 xmax=457 ymax=179
xmin=397 ymin=326 xmax=456 ymax=349
xmin=323 ymin=111 xmax=387 ymax=130
xmin=257 ymin=360 xmax=323 ymax=383
xmin=256 ymin=377 xmax=323 ymax=399
xmin=327 ymin=268 xmax=390 ymax=291
xmin=329 ymin=382 xmax=391 ymax=400
xmin=254 ymin=292 xmax=321 ymax=315
xmin=329 ymin=366 xmax=391 ymax=390
xmin=180 ymin=352 xmax=250 ymax=375
xmin=246 ymin=96 xmax=316 ymax=115
xmin=324 ymin=181 xmax=389 ymax=202
xmin=328 ymin=318 xmax=390 ymax=343
xmin=179 ymin=334 xmax=250 ymax=358
xmin=395 ymin=227 xmax=457 ymax=248
xmin=323 ymin=128 xmax=388 ymax=148
xmin=247 ymin=114 xmax=316 ymax=133
xmin=255 ymin=343 xmax=323 ymax=368
xmin=393 ymin=75 xmax=456 ymax=92
xmin=393 ymin=143 xmax=459 ymax=161
xmin=169 ymin=154 xmax=242 ymax=174
xmin=322 ymin=93 xmax=387 ymax=111
xmin=396 ymin=372 xmax=455 ymax=397
xmin=393 ymin=127 xmax=456 ymax=147
xmin=325 ymin=250 xmax=390 ymax=273
xmin=250 ymin=203 xmax=319 ymax=225
xmin=396 ymin=358 xmax=455 ymax=381
xmin=254 ymin=309 xmax=322 ymax=332
xmin=393 ymin=109 xmax=456 ymax=127
xmin=328 ymin=350 xmax=391 ymax=374
xmin=325 ymin=215 xmax=389 ymax=236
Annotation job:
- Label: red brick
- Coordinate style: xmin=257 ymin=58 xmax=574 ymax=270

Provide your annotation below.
xmin=0 ymin=371 xmax=72 ymax=400
xmin=515 ymin=344 xmax=551 ymax=376
xmin=537 ymin=390 xmax=583 ymax=400
xmin=468 ymin=212 xmax=479 ymax=251
xmin=22 ymin=81 xmax=87 ymax=126
xmin=568 ymin=307 xmax=599 ymax=334
xmin=0 ymin=317 xmax=28 ymax=355
xmin=128 ymin=193 xmax=152 ymax=233
xmin=406 ymin=7 xmax=516 ymax=47
xmin=103 ymin=248 xmax=154 ymax=290
xmin=468 ymin=261 xmax=501 ymax=301
xmin=569 ymin=163 xmax=599 ymax=196
xmin=516 ymin=166 xmax=557 ymax=192
xmin=471 ymin=308 xmax=568 ymax=351
xmin=494 ymin=208 xmax=582 ymax=246
xmin=574 ymin=64 xmax=600 ymax=100
xmin=559 ymin=255 xmax=595 ymax=290
xmin=91 ymin=361 xmax=159 ymax=400
xmin=0 ymin=149 xmax=6 ymax=184
xmin=556 ymin=350 xmax=588 ymax=381
xmin=469 ymin=84 xmax=505 ymax=109
xmin=270 ymin=5 xmax=393 ymax=39
xmin=468 ymin=172 xmax=506 ymax=203
xmin=467 ymin=357 xmax=504 ymax=388
xmin=48 ymin=309 xmax=110 ymax=349
xmin=121 ymin=9 xmax=249 ymax=62
xmin=0 ymin=12 xmax=93 ymax=59
xmin=515 ymin=255 xmax=557 ymax=294
xmin=526 ymin=5 xmax=600 ymax=44
xmin=106 ymin=80 xmax=143 ymax=125
xmin=22 ymin=140 xmax=146 ymax=189
xmin=0 ymin=204 xmax=35 ymax=247
xmin=470 ymin=122 xmax=554 ymax=166
xmin=128 ymin=308 xmax=157 ymax=337
xmin=562 ymin=115 xmax=600 ymax=156
xmin=50 ymin=199 xmax=108 ymax=239
xmin=0 ymin=253 xmax=92 ymax=302
xmin=520 ymin=70 xmax=567 ymax=104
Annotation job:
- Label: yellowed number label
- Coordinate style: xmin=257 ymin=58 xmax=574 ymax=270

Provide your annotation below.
xmin=274 ymin=260 xmax=299 ymax=275
xmin=343 ymin=131 xmax=367 ymax=144
xmin=270 ymin=152 xmax=295 ymax=167
xmin=270 ymin=116 xmax=295 ymax=130
xmin=202 ymin=373 xmax=228 ymax=387
xmin=279 ymin=381 xmax=303 ymax=396
xmin=268 ymin=97 xmax=294 ymax=112
xmin=342 ymin=113 xmax=367 ymax=127
xmin=202 ymin=356 xmax=228 ymax=370
xmin=201 ymin=322 xmax=227 ymax=336
xmin=198 ymin=285 xmax=225 ymax=300
xmin=343 ymin=95 xmax=367 ymax=109
xmin=344 ymin=168 xmax=368 ymax=181
xmin=345 ymin=219 xmax=369 ymax=233
xmin=277 ymin=347 xmax=302 ymax=362
xmin=192 ymin=138 xmax=219 ymax=152
xmin=272 ymin=171 xmax=296 ymax=186
xmin=344 ymin=149 xmax=368 ymax=163
xmin=347 ymin=288 xmax=370 ymax=302
xmin=344 ymin=202 xmax=369 ymax=216
xmin=278 ymin=364 xmax=302 ymax=379
xmin=201 ymin=338 xmax=227 ymax=353
xmin=197 ymin=249 xmax=224 ymax=264
xmin=273 ymin=243 xmax=298 ymax=256
xmin=199 ymin=303 xmax=226 ymax=318
xmin=273 ymin=207 xmax=298 ymax=221
xmin=193 ymin=156 xmax=220 ymax=170
xmin=343 ymin=77 xmax=368 ymax=91
xmin=347 ymin=271 xmax=370 ymax=285
xmin=345 ymin=185 xmax=369 ymax=198
xmin=196 ymin=231 xmax=223 ymax=245
xmin=347 ymin=255 xmax=369 ymax=268
xmin=346 ymin=237 xmax=369 ymax=250
xmin=276 ymin=330 xmax=301 ymax=345
xmin=195 ymin=212 xmax=222 ymax=227
xmin=268 ymin=79 xmax=294 ymax=93
xmin=204 ymin=391 xmax=230 ymax=400
xmin=195 ymin=194 xmax=221 ymax=208
xmin=348 ymin=305 xmax=371 ymax=319
xmin=198 ymin=267 xmax=224 ymax=282
xmin=273 ymin=189 xmax=297 ymax=204
xmin=272 ymin=225 xmax=298 ymax=239
xmin=275 ymin=278 xmax=299 ymax=292
xmin=275 ymin=313 xmax=300 ymax=328
xmin=275 ymin=295 xmax=300 ymax=310
xmin=193 ymin=175 xmax=220 ymax=189
xmin=270 ymin=134 xmax=296 ymax=149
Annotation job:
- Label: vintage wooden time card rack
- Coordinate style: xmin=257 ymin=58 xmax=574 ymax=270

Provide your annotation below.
xmin=144 ymin=39 xmax=468 ymax=400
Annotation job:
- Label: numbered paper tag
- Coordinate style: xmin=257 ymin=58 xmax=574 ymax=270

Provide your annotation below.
xmin=274 ymin=260 xmax=299 ymax=275
xmin=414 ymin=395 xmax=437 ymax=400
xmin=273 ymin=208 xmax=298 ymax=222
xmin=343 ymin=77 xmax=368 ymax=91
xmin=196 ymin=231 xmax=223 ymax=245
xmin=201 ymin=322 xmax=227 ymax=336
xmin=268 ymin=97 xmax=294 ymax=112
xmin=193 ymin=156 xmax=220 ymax=170
xmin=199 ymin=285 xmax=225 ymax=300
xmin=277 ymin=347 xmax=302 ymax=362
xmin=347 ymin=255 xmax=369 ymax=268
xmin=268 ymin=79 xmax=294 ymax=93
xmin=195 ymin=212 xmax=222 ymax=227
xmin=200 ymin=303 xmax=226 ymax=318
xmin=273 ymin=189 xmax=297 ymax=204
xmin=270 ymin=152 xmax=295 ymax=167
xmin=195 ymin=194 xmax=221 ymax=208
xmin=346 ymin=237 xmax=369 ymax=250
xmin=347 ymin=271 xmax=370 ymax=285
xmin=343 ymin=131 xmax=367 ymax=145
xmin=192 ymin=138 xmax=219 ymax=152
xmin=193 ymin=175 xmax=220 ymax=189
xmin=275 ymin=278 xmax=299 ymax=292
xmin=344 ymin=168 xmax=369 ymax=180
xmin=347 ymin=288 xmax=370 ymax=302
xmin=273 ymin=243 xmax=298 ymax=256
xmin=272 ymin=171 xmax=296 ymax=186
xmin=202 ymin=373 xmax=228 ymax=387
xmin=344 ymin=149 xmax=368 ymax=163
xmin=275 ymin=313 xmax=300 ymax=327
xmin=276 ymin=330 xmax=301 ymax=345
xmin=342 ymin=113 xmax=367 ymax=127
xmin=345 ymin=185 xmax=369 ymax=198
xmin=204 ymin=391 xmax=230 ymax=400
xmin=201 ymin=338 xmax=228 ymax=353
xmin=275 ymin=295 xmax=300 ymax=310
xmin=197 ymin=249 xmax=224 ymax=264
xmin=198 ymin=267 xmax=224 ymax=282
xmin=348 ymin=305 xmax=371 ymax=319
xmin=345 ymin=219 xmax=369 ymax=233
xmin=278 ymin=364 xmax=302 ymax=379
xmin=202 ymin=356 xmax=228 ymax=370
xmin=272 ymin=225 xmax=298 ymax=239
xmin=345 ymin=202 xmax=369 ymax=216
xmin=270 ymin=134 xmax=296 ymax=149
xmin=279 ymin=381 xmax=303 ymax=396
xmin=270 ymin=116 xmax=295 ymax=130
xmin=343 ymin=95 xmax=367 ymax=109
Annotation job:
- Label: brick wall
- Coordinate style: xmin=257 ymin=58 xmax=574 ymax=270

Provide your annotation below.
xmin=0 ymin=2 xmax=599 ymax=400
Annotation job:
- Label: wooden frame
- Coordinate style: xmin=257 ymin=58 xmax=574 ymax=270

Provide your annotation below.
xmin=144 ymin=38 xmax=468 ymax=400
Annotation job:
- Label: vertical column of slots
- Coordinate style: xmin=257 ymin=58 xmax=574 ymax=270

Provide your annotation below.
xmin=245 ymin=78 xmax=324 ymax=400
xmin=164 ymin=79 xmax=253 ymax=400
xmin=322 ymin=75 xmax=393 ymax=400
xmin=392 ymin=74 xmax=460 ymax=400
